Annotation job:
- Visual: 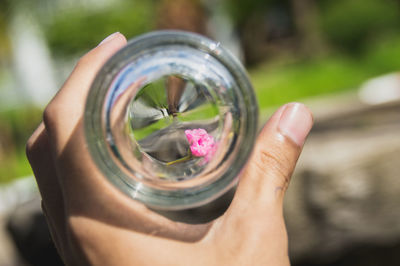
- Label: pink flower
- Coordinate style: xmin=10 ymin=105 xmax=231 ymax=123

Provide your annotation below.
xmin=185 ymin=128 xmax=215 ymax=158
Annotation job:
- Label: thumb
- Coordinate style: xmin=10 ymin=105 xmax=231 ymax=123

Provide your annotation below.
xmin=227 ymin=102 xmax=313 ymax=217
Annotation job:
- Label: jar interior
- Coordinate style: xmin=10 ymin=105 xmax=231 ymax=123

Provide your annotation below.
xmin=105 ymin=47 xmax=240 ymax=188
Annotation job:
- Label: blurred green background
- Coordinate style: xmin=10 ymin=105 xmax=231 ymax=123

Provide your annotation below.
xmin=0 ymin=0 xmax=400 ymax=182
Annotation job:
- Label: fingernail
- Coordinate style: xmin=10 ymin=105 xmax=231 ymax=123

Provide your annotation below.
xmin=98 ymin=32 xmax=120 ymax=46
xmin=278 ymin=103 xmax=313 ymax=146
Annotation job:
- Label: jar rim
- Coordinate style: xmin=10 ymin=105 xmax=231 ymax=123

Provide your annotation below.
xmin=84 ymin=30 xmax=258 ymax=210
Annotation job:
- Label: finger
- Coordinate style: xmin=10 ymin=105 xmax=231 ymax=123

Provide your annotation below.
xmin=26 ymin=123 xmax=65 ymax=213
xmin=228 ymin=102 xmax=313 ymax=215
xmin=26 ymin=123 xmax=67 ymax=242
xmin=57 ymin=32 xmax=127 ymax=107
xmin=43 ymin=32 xmax=127 ymax=154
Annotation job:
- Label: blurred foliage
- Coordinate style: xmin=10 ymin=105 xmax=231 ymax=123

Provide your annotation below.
xmin=250 ymin=36 xmax=400 ymax=108
xmin=226 ymin=0 xmax=269 ymax=24
xmin=0 ymin=16 xmax=9 ymax=62
xmin=44 ymin=1 xmax=155 ymax=57
xmin=2 ymin=0 xmax=400 ymax=182
xmin=0 ymin=107 xmax=42 ymax=183
xmin=226 ymin=0 xmax=288 ymax=25
xmin=0 ymin=151 xmax=32 ymax=183
xmin=319 ymin=0 xmax=400 ymax=53
xmin=226 ymin=0 xmax=400 ymax=61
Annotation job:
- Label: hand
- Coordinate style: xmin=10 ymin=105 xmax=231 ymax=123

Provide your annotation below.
xmin=26 ymin=32 xmax=313 ymax=265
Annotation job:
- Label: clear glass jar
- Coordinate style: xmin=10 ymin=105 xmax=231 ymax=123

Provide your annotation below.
xmin=84 ymin=31 xmax=258 ymax=211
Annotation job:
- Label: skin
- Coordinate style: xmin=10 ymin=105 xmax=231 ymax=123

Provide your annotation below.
xmin=26 ymin=33 xmax=313 ymax=266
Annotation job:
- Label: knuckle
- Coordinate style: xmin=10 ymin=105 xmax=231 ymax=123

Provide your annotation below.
xmin=76 ymin=56 xmax=87 ymax=69
xmin=25 ymin=135 xmax=36 ymax=160
xmin=255 ymin=148 xmax=292 ymax=187
xmin=258 ymin=148 xmax=289 ymax=173
xmin=43 ymin=104 xmax=58 ymax=130
xmin=76 ymin=51 xmax=93 ymax=68
xmin=25 ymin=124 xmax=44 ymax=161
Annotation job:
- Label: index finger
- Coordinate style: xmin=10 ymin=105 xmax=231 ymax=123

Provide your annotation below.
xmin=43 ymin=32 xmax=127 ymax=155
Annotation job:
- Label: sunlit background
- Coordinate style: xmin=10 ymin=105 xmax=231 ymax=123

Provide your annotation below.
xmin=0 ymin=0 xmax=399 ymax=265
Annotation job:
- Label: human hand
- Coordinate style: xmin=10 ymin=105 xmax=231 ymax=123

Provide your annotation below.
xmin=26 ymin=32 xmax=313 ymax=265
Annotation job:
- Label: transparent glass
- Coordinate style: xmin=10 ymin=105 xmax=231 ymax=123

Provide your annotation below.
xmin=85 ymin=31 xmax=258 ymax=210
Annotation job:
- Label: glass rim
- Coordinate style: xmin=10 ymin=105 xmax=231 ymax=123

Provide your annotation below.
xmin=84 ymin=30 xmax=258 ymax=210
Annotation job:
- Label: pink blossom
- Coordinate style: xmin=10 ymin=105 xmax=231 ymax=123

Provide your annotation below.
xmin=185 ymin=128 xmax=215 ymax=157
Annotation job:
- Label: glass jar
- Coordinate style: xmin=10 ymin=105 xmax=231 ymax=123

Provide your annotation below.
xmin=84 ymin=30 xmax=258 ymax=211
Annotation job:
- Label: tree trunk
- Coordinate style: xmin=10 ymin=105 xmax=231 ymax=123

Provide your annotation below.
xmin=290 ymin=0 xmax=327 ymax=56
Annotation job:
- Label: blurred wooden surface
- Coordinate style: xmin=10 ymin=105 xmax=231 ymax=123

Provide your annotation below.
xmin=286 ymin=96 xmax=400 ymax=265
